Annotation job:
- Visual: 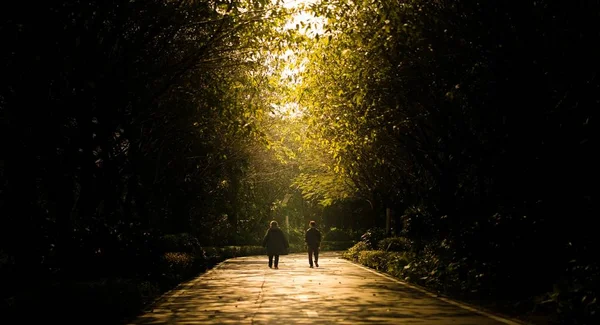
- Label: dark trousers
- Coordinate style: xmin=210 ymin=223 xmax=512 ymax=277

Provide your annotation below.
xmin=307 ymin=246 xmax=319 ymax=266
xmin=268 ymin=255 xmax=279 ymax=267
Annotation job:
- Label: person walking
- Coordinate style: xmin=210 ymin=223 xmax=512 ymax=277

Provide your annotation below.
xmin=262 ymin=220 xmax=289 ymax=269
xmin=305 ymin=220 xmax=322 ymax=268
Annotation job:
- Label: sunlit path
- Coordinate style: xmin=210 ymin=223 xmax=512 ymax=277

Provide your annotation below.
xmin=128 ymin=252 xmax=519 ymax=325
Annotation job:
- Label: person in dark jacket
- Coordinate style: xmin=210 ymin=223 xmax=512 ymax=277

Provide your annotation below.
xmin=262 ymin=220 xmax=289 ymax=269
xmin=305 ymin=220 xmax=322 ymax=268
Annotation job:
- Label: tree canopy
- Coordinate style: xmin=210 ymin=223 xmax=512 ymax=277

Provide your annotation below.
xmin=1 ymin=0 xmax=598 ymax=323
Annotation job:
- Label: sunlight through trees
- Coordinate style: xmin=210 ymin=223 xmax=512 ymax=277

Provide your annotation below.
xmin=1 ymin=0 xmax=597 ymax=323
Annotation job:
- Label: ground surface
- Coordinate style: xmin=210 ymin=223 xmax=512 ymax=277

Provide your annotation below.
xmin=127 ymin=252 xmax=525 ymax=324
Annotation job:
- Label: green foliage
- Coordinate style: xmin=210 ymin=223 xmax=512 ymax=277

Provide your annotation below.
xmin=202 ymin=246 xmax=266 ymax=260
xmin=343 ymin=241 xmax=370 ymax=260
xmin=286 ymin=228 xmax=305 ymax=245
xmin=357 ymin=251 xmax=389 ymax=270
xmin=161 ymin=252 xmax=203 ymax=283
xmin=351 ymin=251 xmax=412 ymax=279
xmin=161 ymin=233 xmax=202 ymax=254
xmin=345 ymin=246 xmax=466 ymax=297
xmin=292 ymin=172 xmax=354 ymax=207
xmin=320 ymin=241 xmax=356 ymax=251
xmin=1 ymin=0 xmax=598 ymax=323
xmin=287 ymin=243 xmax=306 ymax=254
xmin=360 ymin=227 xmax=387 ymax=249
xmin=536 ymin=261 xmax=599 ymax=324
xmin=298 ymin=5 xmax=597 ymax=322
xmin=324 ymin=227 xmax=352 ymax=241
xmin=378 ymin=237 xmax=412 ymax=252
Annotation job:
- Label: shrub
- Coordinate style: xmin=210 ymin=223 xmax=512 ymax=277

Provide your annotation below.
xmin=202 ymin=245 xmax=304 ymax=259
xmin=357 ymin=250 xmax=388 ymax=270
xmin=360 ymin=227 xmax=387 ymax=249
xmin=161 ymin=233 xmax=201 ymax=254
xmin=385 ymin=252 xmax=412 ymax=278
xmin=347 ymin=229 xmax=364 ymax=241
xmin=237 ymin=245 xmax=267 ymax=256
xmin=324 ymin=228 xmax=352 ymax=242
xmin=285 ymin=228 xmax=305 ymax=245
xmin=321 ymin=240 xmax=356 ymax=251
xmin=218 ymin=246 xmax=265 ymax=258
xmin=160 ymin=252 xmax=201 ymax=283
xmin=163 ymin=252 xmax=195 ymax=268
xmin=536 ymin=261 xmax=600 ymax=324
xmin=378 ymin=236 xmax=412 ymax=252
xmin=288 ymin=243 xmax=305 ymax=254
xmin=354 ymin=251 xmax=412 ymax=276
xmin=343 ymin=241 xmax=370 ymax=260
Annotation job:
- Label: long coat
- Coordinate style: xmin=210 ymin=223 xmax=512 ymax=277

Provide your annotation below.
xmin=262 ymin=227 xmax=289 ymax=256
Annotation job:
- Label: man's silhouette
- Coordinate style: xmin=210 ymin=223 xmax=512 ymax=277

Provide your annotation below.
xmin=305 ymin=220 xmax=322 ymax=268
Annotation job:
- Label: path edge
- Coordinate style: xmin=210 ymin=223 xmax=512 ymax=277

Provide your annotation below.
xmin=339 ymin=257 xmax=533 ymax=325
xmin=121 ymin=259 xmax=230 ymax=324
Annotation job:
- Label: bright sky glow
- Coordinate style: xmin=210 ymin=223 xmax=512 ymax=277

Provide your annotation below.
xmin=279 ymin=0 xmax=326 ymax=38
xmin=266 ymin=0 xmax=327 ymax=119
xmin=279 ymin=0 xmax=318 ymax=9
xmin=269 ymin=102 xmax=303 ymax=119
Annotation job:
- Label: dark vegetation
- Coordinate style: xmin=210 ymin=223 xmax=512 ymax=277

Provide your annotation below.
xmin=306 ymin=1 xmax=598 ymax=324
xmin=1 ymin=0 xmax=598 ymax=324
xmin=0 ymin=0 xmax=292 ymax=323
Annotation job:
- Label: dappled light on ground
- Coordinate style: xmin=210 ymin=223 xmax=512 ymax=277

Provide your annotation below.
xmin=129 ymin=252 xmax=509 ymax=324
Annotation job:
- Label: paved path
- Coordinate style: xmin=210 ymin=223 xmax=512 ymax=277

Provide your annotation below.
xmin=128 ymin=252 xmax=521 ymax=325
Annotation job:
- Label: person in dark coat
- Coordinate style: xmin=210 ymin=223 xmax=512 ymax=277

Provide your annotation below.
xmin=305 ymin=220 xmax=322 ymax=268
xmin=262 ymin=220 xmax=289 ymax=269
